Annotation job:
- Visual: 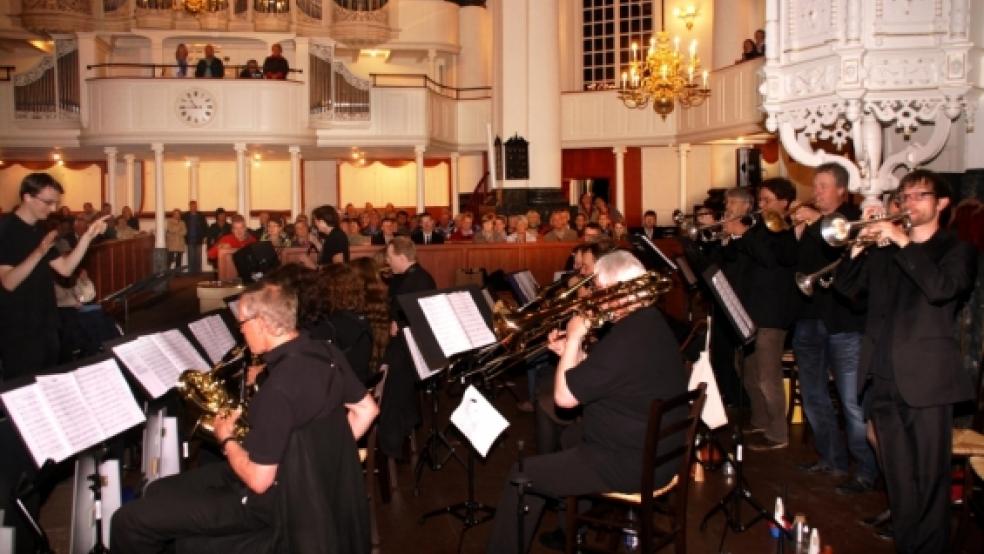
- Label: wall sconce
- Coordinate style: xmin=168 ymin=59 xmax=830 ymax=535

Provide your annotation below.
xmin=673 ymin=4 xmax=699 ymax=30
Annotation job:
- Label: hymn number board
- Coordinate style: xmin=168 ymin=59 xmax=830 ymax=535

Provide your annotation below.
xmin=504 ymin=135 xmax=529 ymax=180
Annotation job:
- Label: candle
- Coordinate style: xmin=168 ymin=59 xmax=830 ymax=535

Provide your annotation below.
xmin=674 ymin=36 xmax=680 ymax=53
xmin=632 ymin=42 xmax=638 ymax=62
xmin=689 ymin=39 xmax=697 ymax=59
xmin=621 ymin=72 xmax=628 ymax=89
xmin=688 ymin=65 xmax=694 ymax=83
xmin=702 ymin=70 xmax=709 ymax=88
xmin=661 ymin=64 xmax=668 ymax=80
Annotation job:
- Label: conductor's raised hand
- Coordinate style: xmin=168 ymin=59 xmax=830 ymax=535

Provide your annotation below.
xmin=36 ymin=230 xmax=59 ymax=256
xmin=84 ymin=215 xmax=111 ymax=240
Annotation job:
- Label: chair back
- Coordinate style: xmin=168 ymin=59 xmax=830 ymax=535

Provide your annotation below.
xmin=639 ymin=383 xmax=707 ymax=516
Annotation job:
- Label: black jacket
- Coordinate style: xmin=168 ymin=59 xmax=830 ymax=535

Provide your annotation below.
xmin=718 ymin=223 xmax=798 ymax=329
xmin=835 ymin=229 xmax=977 ymax=407
xmin=194 ymin=57 xmax=225 ymax=78
xmin=409 ymin=228 xmax=445 ymax=245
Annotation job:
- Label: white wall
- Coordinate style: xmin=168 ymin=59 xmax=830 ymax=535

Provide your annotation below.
xmin=304 ymin=160 xmax=338 ymax=213
xmin=0 ymin=163 xmax=103 ymax=212
xmin=338 ymin=160 xmax=449 ymax=207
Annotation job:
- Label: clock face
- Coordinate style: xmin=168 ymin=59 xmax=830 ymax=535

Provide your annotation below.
xmin=176 ymin=88 xmax=216 ymax=126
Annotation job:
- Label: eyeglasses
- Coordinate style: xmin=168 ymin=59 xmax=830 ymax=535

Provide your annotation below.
xmin=237 ymin=315 xmax=257 ymax=329
xmin=899 ymin=191 xmax=936 ymax=203
xmin=32 ymin=195 xmax=60 ymax=207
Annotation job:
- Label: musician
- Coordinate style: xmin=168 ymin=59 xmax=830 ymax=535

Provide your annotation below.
xmin=791 ymin=162 xmax=877 ymax=495
xmin=377 ymin=236 xmax=436 ymax=459
xmin=719 ymin=180 xmax=798 ymax=450
xmin=487 ymin=251 xmax=687 ymax=552
xmin=111 ymin=282 xmax=379 ymax=553
xmin=835 ymin=170 xmax=976 ymax=552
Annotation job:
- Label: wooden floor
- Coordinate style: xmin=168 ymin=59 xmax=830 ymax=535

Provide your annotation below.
xmin=36 ymin=275 xmax=982 ymax=553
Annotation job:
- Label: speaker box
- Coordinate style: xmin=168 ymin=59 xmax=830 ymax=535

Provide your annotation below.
xmin=736 ymin=147 xmax=762 ymax=188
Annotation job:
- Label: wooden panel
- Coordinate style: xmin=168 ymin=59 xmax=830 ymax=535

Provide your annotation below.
xmin=80 ymin=234 xmax=155 ymax=300
xmin=413 ymin=246 xmax=468 ymax=289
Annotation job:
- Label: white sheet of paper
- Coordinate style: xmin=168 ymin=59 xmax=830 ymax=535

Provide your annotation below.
xmin=450 ymin=385 xmax=509 ymax=457
xmin=35 ymin=374 xmax=104 ymax=454
xmin=112 ymin=337 xmax=172 ymax=398
xmin=403 ymin=328 xmax=441 ymax=380
xmin=72 ymin=359 xmax=146 ymax=439
xmin=0 ymin=386 xmax=72 ymax=466
xmin=188 ymin=314 xmax=236 ymax=365
xmin=688 ymin=350 xmax=728 ymax=429
xmin=152 ymin=330 xmax=209 ymax=373
xmin=446 ymin=291 xmax=496 ymax=348
xmin=417 ymin=295 xmax=472 ymax=357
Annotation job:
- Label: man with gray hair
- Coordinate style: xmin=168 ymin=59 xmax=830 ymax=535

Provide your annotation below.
xmin=487 ymin=250 xmax=687 ymax=552
xmin=113 ymin=281 xmax=378 ymax=552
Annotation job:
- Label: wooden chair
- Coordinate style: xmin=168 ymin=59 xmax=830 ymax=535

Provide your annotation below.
xmin=951 ymin=354 xmax=984 ymax=551
xmin=565 ymin=383 xmax=707 ymax=554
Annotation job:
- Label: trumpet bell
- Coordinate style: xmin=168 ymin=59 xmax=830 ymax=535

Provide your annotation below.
xmin=820 ymin=213 xmax=852 ymax=246
xmin=761 ymin=210 xmax=790 ymax=233
xmin=794 ymin=271 xmax=815 ymax=297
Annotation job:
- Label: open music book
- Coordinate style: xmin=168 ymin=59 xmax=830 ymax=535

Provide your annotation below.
xmin=404 ymin=328 xmax=442 ymax=381
xmin=112 ymin=330 xmax=210 ymax=399
xmin=506 ymin=270 xmax=539 ymax=306
xmin=704 ymin=266 xmax=757 ymax=344
xmin=417 ymin=291 xmax=497 ymax=358
xmin=188 ymin=314 xmax=236 ymax=365
xmin=0 ymin=359 xmax=146 ymax=467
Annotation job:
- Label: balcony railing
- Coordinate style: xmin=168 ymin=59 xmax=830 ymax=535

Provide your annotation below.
xmin=309 ymin=55 xmax=371 ymax=121
xmin=86 ymin=62 xmax=303 ymax=79
xmin=370 ymin=74 xmax=491 ymax=100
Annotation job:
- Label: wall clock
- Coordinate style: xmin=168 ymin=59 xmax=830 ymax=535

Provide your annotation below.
xmin=176 ymin=88 xmax=216 ymax=126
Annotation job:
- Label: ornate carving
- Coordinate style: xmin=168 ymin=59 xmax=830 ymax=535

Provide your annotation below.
xmin=22 ymin=0 xmax=91 ymax=14
xmin=332 ymin=60 xmax=370 ymax=90
xmin=866 ymin=55 xmax=940 ymax=88
xmin=310 ymin=41 xmax=335 ymax=62
xmin=784 ymin=63 xmax=839 ymax=98
xmin=13 ymin=56 xmax=54 ymax=87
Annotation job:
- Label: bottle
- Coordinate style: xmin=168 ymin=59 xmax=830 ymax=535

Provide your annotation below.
xmin=622 ymin=509 xmax=640 ymax=551
xmin=807 ymin=528 xmax=820 ymax=554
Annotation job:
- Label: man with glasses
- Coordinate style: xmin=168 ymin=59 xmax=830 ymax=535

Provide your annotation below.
xmin=0 ymin=172 xmax=107 ymax=380
xmin=112 ymin=281 xmax=378 ymax=552
xmin=835 ymin=170 xmax=976 ymax=551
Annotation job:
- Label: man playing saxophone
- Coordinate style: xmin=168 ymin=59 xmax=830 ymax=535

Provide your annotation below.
xmin=112 ymin=281 xmax=379 ymax=553
xmin=835 ymin=170 xmax=977 ymax=552
xmin=486 ymin=251 xmax=686 ymax=552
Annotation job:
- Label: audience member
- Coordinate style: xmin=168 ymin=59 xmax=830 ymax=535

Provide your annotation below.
xmin=206 ymin=207 xmax=231 ymax=250
xmin=739 ymin=38 xmax=761 ymax=62
xmin=239 ymin=59 xmax=262 ymax=79
xmin=583 ymin=222 xmax=603 ymax=242
xmin=121 ymin=205 xmax=139 ymax=230
xmin=251 ymin=211 xmax=271 ymax=239
xmin=261 ymin=217 xmax=291 ymax=248
xmin=263 ymin=43 xmax=290 ymax=79
xmin=507 ymin=215 xmax=538 ymax=243
xmin=114 ymin=216 xmax=140 ymax=240
xmin=754 ymin=29 xmax=766 ymax=56
xmin=371 ymin=217 xmax=397 ymax=245
xmin=182 ymin=200 xmax=208 ymax=274
xmin=573 ymin=212 xmax=588 ymax=237
xmin=165 ymin=208 xmax=187 ymax=270
xmin=542 ymin=210 xmax=577 ymax=241
xmin=344 ymin=218 xmax=370 ymax=246
xmin=173 ymin=43 xmax=189 ymax=77
xmin=410 ymin=213 xmax=444 ymax=245
xmin=449 ymin=211 xmax=476 ymax=241
xmin=194 ymin=44 xmax=225 ymax=78
xmin=206 ymin=214 xmax=256 ymax=261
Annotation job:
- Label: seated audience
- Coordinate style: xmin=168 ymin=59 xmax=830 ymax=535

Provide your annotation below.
xmin=239 ymin=59 xmax=262 ymax=78
xmin=507 ymin=215 xmax=538 ymax=243
xmin=410 ymin=213 xmax=445 ymax=245
xmin=206 ymin=215 xmax=256 ymax=261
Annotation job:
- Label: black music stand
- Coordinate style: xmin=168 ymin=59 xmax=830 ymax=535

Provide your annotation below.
xmin=397 ymin=286 xmax=499 ymax=543
xmin=100 ymin=268 xmax=177 ymax=332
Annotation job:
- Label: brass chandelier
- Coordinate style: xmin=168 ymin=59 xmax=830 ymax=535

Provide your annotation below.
xmin=617 ymin=30 xmax=710 ymax=118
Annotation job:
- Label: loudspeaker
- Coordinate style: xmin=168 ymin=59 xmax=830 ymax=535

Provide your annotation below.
xmin=736 ymin=147 xmax=762 ymax=188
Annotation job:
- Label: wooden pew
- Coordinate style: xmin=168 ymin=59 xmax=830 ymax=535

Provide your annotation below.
xmin=79 ymin=234 xmax=155 ymax=300
xmin=216 ymin=239 xmax=690 ymax=321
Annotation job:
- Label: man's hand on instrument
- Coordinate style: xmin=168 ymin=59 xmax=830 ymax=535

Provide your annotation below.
xmin=245 ymin=363 xmax=266 ymax=387
xmin=791 ymin=205 xmax=820 ymax=226
xmin=867 ymin=220 xmax=909 ymax=248
xmin=213 ymin=408 xmax=242 ymax=442
xmin=565 ymin=314 xmax=589 ymax=343
xmin=547 ymin=328 xmax=568 ymax=356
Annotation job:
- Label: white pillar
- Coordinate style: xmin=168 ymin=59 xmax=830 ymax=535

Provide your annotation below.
xmin=414 ymin=145 xmax=426 ymax=213
xmin=526 ymin=0 xmax=561 ymax=188
xmin=458 ymin=5 xmax=491 ymax=89
xmin=289 ymin=146 xmax=302 ymax=220
xmin=450 ymin=152 xmax=461 ymax=216
xmin=492 ymin=0 xmax=529 ymax=188
xmin=613 ymin=146 xmax=626 ymax=219
xmin=104 ymin=147 xmax=117 ymax=211
xmin=123 ymin=153 xmax=135 ymax=212
xmin=235 ymin=143 xmax=248 ymax=219
xmin=187 ymin=156 xmax=200 ymax=201
xmin=678 ymin=144 xmax=690 ymax=212
xmin=151 ymin=143 xmax=165 ymax=249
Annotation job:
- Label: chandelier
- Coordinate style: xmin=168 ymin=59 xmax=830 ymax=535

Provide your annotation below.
xmin=617 ymin=31 xmax=710 ymax=118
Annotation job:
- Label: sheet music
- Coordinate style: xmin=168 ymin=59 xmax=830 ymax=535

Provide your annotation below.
xmin=710 ymin=271 xmax=756 ymax=341
xmin=112 ymin=337 xmax=172 ymax=398
xmin=404 ymin=328 xmax=441 ymax=380
xmin=0 ymin=386 xmax=72 ymax=465
xmin=450 ymin=385 xmax=509 ymax=457
xmin=151 ymin=330 xmax=209 ymax=373
xmin=35 ymin=375 xmax=103 ymax=454
xmin=189 ymin=314 xmax=236 ymax=365
xmin=417 ymin=295 xmax=472 ymax=357
xmin=688 ymin=349 xmax=728 ymax=429
xmin=446 ymin=291 xmax=496 ymax=348
xmin=73 ymin=360 xmax=146 ymax=439
xmin=511 ymin=271 xmax=538 ymax=305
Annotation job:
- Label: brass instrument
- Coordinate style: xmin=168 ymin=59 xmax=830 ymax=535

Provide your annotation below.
xmin=515 ymin=272 xmax=594 ymax=314
xmin=468 ymin=270 xmax=674 ymax=380
xmin=679 ymin=212 xmax=758 ymax=242
xmin=177 ymin=345 xmax=251 ymax=441
xmin=819 ymin=211 xmax=911 ymax=247
xmin=794 ymin=234 xmax=888 ymax=296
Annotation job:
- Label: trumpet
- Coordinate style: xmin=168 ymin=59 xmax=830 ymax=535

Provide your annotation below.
xmin=679 ymin=212 xmax=758 ymax=242
xmin=177 ymin=345 xmax=252 ymax=441
xmin=794 ymin=234 xmax=888 ymax=296
xmin=819 ymin=211 xmax=911 ymax=247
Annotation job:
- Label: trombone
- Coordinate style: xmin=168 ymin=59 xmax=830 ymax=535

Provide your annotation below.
xmin=679 ymin=212 xmax=758 ymax=242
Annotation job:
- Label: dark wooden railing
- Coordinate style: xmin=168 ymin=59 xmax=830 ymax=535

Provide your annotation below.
xmin=370 ymin=73 xmax=492 ymax=100
xmin=80 ymin=234 xmax=156 ymax=300
xmin=86 ymin=63 xmax=302 ymax=79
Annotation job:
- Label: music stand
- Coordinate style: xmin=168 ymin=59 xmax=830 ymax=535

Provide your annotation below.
xmin=100 ymin=269 xmax=177 ymax=332
xmin=398 ymin=286 xmax=499 ymax=539
xmin=232 ymin=242 xmax=279 ymax=283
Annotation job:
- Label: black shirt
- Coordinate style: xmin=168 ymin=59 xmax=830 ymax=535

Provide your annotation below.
xmin=386 ymin=263 xmax=436 ymax=326
xmin=262 ymin=55 xmax=290 ymax=78
xmin=206 ymin=221 xmax=232 ymax=247
xmin=0 ymin=214 xmax=60 ymax=334
xmin=565 ymin=305 xmax=688 ymax=490
xmin=244 ymin=333 xmax=366 ymax=465
xmin=308 ymin=310 xmax=373 ymax=384
xmin=319 ymin=226 xmax=350 ymax=265
xmin=795 ymin=202 xmax=866 ymax=332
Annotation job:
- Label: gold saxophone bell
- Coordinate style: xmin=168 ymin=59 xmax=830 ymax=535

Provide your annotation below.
xmin=177 ymin=345 xmax=251 ymax=441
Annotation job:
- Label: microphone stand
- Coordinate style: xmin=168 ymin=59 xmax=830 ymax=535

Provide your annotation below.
xmin=87 ymin=446 xmax=109 ymax=554
xmin=510 ymin=440 xmax=531 ymax=554
xmin=13 ymin=461 xmax=56 ymax=554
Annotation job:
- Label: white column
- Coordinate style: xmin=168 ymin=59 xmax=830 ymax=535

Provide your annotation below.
xmin=187 ymin=156 xmax=200 ymax=201
xmin=678 ymin=144 xmax=690 ymax=212
xmin=151 ymin=143 xmax=165 ymax=249
xmin=613 ymin=146 xmax=626 ymax=218
xmin=526 ymin=0 xmax=562 ymax=188
xmin=235 ymin=143 xmax=248 ymax=219
xmin=123 ymin=153 xmax=136 ymax=212
xmin=414 ymin=145 xmax=426 ymax=213
xmin=458 ymin=5 xmax=491 ymax=89
xmin=450 ymin=152 xmax=461 ymax=216
xmin=289 ymin=146 xmax=302 ymax=220
xmin=492 ymin=0 xmax=529 ymax=188
xmin=104 ymin=147 xmax=118 ymax=211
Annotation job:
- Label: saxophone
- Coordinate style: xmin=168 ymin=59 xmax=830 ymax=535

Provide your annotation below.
xmin=177 ymin=345 xmax=251 ymax=441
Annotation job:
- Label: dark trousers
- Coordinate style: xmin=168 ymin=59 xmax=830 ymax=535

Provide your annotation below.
xmin=167 ymin=251 xmax=183 ymax=271
xmin=710 ymin=313 xmax=743 ymax=406
xmin=111 ymin=462 xmax=274 ymax=553
xmin=869 ymin=376 xmax=952 ymax=554
xmin=743 ymin=328 xmax=789 ymax=443
xmin=486 ymin=448 xmax=609 ymax=554
xmin=187 ymin=243 xmax=203 ymax=274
